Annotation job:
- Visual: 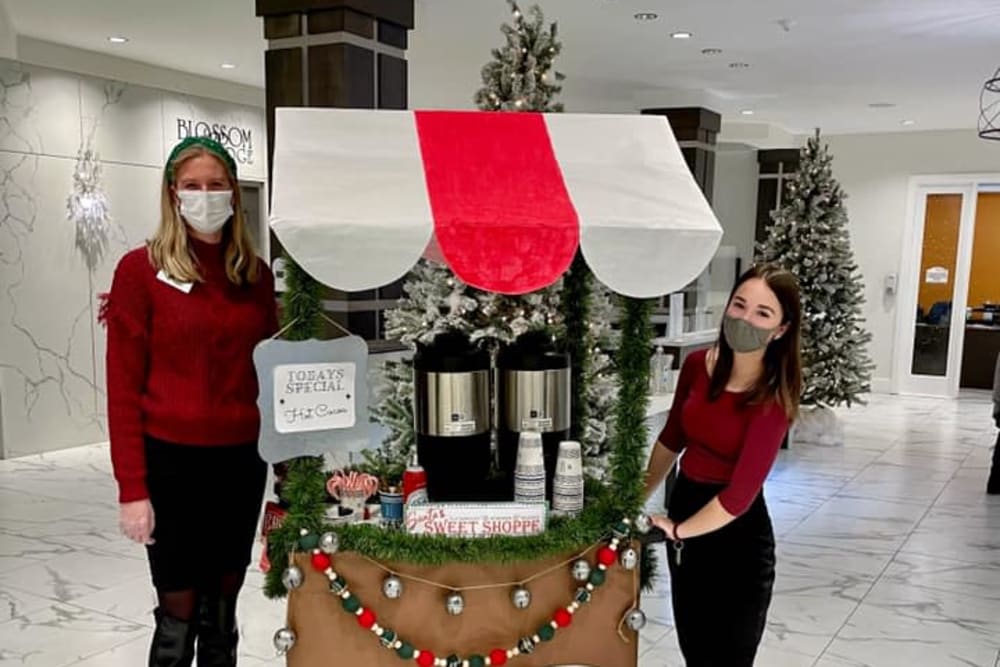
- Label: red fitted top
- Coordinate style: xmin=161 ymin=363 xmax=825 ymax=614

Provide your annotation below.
xmin=657 ymin=348 xmax=789 ymax=516
xmin=102 ymin=238 xmax=278 ymax=503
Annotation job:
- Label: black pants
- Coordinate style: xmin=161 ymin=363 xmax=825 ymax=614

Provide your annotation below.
xmin=667 ymin=472 xmax=776 ymax=667
xmin=145 ymin=436 xmax=267 ymax=592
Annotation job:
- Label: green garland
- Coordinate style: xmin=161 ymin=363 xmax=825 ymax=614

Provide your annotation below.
xmin=264 ymin=457 xmax=327 ymax=598
xmin=608 ymin=298 xmax=653 ymax=519
xmin=560 ymin=251 xmax=591 ymax=442
xmin=281 ymin=253 xmax=322 ymax=341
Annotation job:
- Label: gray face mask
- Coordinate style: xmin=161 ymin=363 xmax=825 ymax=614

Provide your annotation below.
xmin=723 ymin=315 xmax=778 ymax=353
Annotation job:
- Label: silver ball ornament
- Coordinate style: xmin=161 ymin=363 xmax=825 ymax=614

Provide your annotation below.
xmin=511 ymin=586 xmax=532 ymax=610
xmin=319 ymin=531 xmax=339 ymax=554
xmin=572 ymin=559 xmax=592 ymax=582
xmin=626 ymin=608 xmax=647 ymax=631
xmin=273 ymin=627 xmax=297 ymax=654
xmin=445 ymin=591 xmax=465 ymax=616
xmin=634 ymin=513 xmax=653 ymax=535
xmin=619 ymin=547 xmax=639 ymax=571
xmin=281 ymin=564 xmax=304 ymax=590
xmin=382 ymin=575 xmax=404 ymax=600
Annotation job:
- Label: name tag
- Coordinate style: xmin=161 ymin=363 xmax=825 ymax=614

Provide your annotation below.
xmin=157 ymin=270 xmax=193 ymax=294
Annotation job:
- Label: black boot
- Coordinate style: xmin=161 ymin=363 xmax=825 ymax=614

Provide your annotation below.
xmin=149 ymin=609 xmax=197 ymax=667
xmin=197 ymin=595 xmax=238 ymax=667
xmin=988 ymin=437 xmax=1000 ymax=495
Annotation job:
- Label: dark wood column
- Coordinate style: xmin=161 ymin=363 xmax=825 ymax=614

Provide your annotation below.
xmin=256 ymin=0 xmax=414 ymax=346
xmin=640 ymin=107 xmax=721 ymax=203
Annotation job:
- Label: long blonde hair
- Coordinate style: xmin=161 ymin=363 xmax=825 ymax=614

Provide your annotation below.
xmin=148 ymin=145 xmax=260 ymax=285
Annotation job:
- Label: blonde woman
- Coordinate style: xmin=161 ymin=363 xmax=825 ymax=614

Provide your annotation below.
xmin=101 ymin=136 xmax=277 ymax=666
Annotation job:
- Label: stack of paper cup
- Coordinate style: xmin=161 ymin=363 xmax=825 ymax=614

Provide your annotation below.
xmin=514 ymin=431 xmax=546 ymax=503
xmin=552 ymin=440 xmax=584 ymax=516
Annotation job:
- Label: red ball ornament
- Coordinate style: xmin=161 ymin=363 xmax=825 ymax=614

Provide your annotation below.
xmin=489 ymin=649 xmax=508 ymax=665
xmin=416 ymin=650 xmax=436 ymax=667
xmin=597 ymin=547 xmax=616 ymax=567
xmin=357 ymin=609 xmax=376 ymax=629
xmin=310 ymin=552 xmax=332 ymax=571
xmin=553 ymin=608 xmax=573 ymax=628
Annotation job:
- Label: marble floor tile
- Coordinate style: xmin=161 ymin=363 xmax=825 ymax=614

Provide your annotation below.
xmin=0 ymin=550 xmax=149 ymax=605
xmin=2 ymin=393 xmax=999 ymax=667
xmin=0 ymin=601 xmax=148 ymax=666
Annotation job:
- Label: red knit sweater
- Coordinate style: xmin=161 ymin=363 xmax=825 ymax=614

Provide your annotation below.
xmin=103 ymin=238 xmax=278 ymax=502
xmin=657 ymin=349 xmax=789 ymax=516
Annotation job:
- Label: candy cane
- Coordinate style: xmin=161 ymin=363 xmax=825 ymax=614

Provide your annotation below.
xmin=327 ymin=470 xmax=379 ymax=499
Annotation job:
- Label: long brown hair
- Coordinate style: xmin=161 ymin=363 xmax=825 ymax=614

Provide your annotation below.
xmin=147 ymin=145 xmax=260 ymax=286
xmin=709 ymin=264 xmax=802 ymax=420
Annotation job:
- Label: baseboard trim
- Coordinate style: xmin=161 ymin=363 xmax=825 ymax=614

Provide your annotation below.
xmin=871 ymin=378 xmax=892 ymax=394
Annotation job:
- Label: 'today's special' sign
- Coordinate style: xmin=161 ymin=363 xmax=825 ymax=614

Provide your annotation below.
xmin=253 ymin=336 xmax=370 ymax=463
xmin=273 ymin=362 xmax=356 ymax=433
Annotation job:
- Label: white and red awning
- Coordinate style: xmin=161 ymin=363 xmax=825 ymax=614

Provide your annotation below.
xmin=269 ymin=108 xmax=722 ymax=298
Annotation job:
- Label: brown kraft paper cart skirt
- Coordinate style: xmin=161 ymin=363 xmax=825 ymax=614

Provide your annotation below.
xmin=286 ymin=550 xmax=640 ymax=667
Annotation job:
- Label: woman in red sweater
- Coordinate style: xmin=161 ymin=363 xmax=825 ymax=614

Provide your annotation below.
xmin=102 ymin=136 xmax=277 ymax=666
xmin=644 ymin=264 xmax=802 ymax=666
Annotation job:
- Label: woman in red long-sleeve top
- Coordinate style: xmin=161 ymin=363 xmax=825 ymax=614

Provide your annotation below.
xmin=101 ymin=136 xmax=277 ymax=666
xmin=644 ymin=264 xmax=802 ymax=667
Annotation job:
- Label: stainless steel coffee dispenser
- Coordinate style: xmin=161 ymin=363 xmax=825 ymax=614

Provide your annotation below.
xmin=497 ymin=331 xmax=571 ymax=500
xmin=414 ymin=332 xmax=491 ymax=501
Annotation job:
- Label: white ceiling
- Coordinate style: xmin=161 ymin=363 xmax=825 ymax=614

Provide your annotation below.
xmin=3 ymin=0 xmax=999 ymax=136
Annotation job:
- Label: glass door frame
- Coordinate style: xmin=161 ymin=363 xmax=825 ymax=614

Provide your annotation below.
xmin=893 ymin=177 xmax=985 ymax=397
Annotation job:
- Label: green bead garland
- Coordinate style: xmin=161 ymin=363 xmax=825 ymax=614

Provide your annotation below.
xmin=589 ymin=569 xmax=606 ymax=587
xmin=342 ymin=594 xmax=361 ymax=613
xmin=329 ymin=575 xmax=348 ymax=594
xmin=468 ymin=655 xmax=486 ymax=667
xmin=537 ymin=623 xmax=556 ymax=642
xmin=395 ymin=642 xmax=414 ymax=659
xmin=298 ymin=533 xmax=320 ymax=550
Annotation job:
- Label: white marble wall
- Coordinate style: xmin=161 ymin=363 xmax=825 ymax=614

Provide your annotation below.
xmin=0 ymin=58 xmax=265 ymax=458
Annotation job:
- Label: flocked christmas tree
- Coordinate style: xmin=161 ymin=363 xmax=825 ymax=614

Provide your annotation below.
xmin=757 ymin=130 xmax=873 ymax=407
xmin=367 ymin=0 xmax=620 ymax=480
xmin=473 ymin=0 xmax=565 ymax=112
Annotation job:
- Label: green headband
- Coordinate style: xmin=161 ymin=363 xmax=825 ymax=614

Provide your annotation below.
xmin=166 ymin=136 xmax=238 ymax=183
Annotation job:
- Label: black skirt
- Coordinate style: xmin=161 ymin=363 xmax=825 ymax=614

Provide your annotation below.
xmin=666 ymin=472 xmax=775 ymax=667
xmin=144 ymin=436 xmax=267 ymax=592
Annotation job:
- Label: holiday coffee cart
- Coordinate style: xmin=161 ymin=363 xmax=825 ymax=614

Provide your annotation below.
xmin=258 ymin=108 xmax=722 ymax=667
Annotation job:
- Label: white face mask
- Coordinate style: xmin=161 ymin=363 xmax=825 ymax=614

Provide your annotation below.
xmin=177 ymin=190 xmax=233 ymax=234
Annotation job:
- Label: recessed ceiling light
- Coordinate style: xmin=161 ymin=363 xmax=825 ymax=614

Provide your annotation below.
xmin=901 ymin=119 xmax=916 ymax=126
xmin=634 ymin=12 xmax=659 ymax=21
xmin=701 ymin=48 xmax=723 ymax=56
xmin=671 ymin=31 xmax=693 ymax=39
xmin=740 ymin=109 xmax=755 ymax=116
xmin=220 ymin=63 xmax=237 ymax=70
xmin=868 ymin=102 xmax=896 ymax=109
xmin=729 ymin=62 xmax=751 ymax=69
xmin=107 ymin=36 xmax=129 ymax=44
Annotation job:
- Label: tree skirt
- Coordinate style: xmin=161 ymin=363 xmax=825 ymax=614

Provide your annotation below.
xmin=790 ymin=406 xmax=844 ymax=448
